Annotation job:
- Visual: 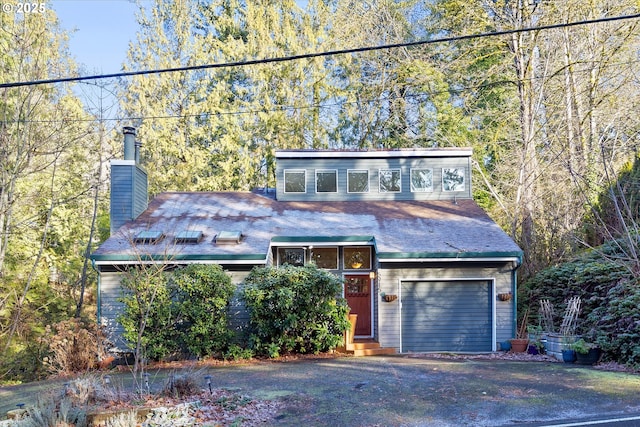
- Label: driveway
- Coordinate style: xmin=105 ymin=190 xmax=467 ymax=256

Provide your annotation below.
xmin=2 ymin=355 xmax=640 ymax=426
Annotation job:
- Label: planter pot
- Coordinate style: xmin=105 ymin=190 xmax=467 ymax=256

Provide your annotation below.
xmin=509 ymin=338 xmax=529 ymax=353
xmin=562 ymin=349 xmax=576 ymax=363
xmin=527 ymin=344 xmax=539 ymax=355
xmin=575 ymin=348 xmax=602 ymax=365
xmin=500 ymin=341 xmax=511 ymax=352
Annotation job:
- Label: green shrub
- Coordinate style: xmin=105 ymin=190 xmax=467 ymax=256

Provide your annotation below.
xmin=119 ymin=264 xmax=235 ymax=360
xmin=119 ymin=267 xmax=176 ymax=361
xmin=242 ymin=265 xmax=350 ymax=357
xmin=522 ymin=238 xmax=640 ymax=367
xmin=169 ymin=264 xmax=235 ymax=356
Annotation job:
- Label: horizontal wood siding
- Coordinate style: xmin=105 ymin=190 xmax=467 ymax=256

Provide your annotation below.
xmin=276 ymin=156 xmax=471 ymax=201
xmin=110 ymin=164 xmax=148 ymax=234
xmin=377 ymin=263 xmax=515 ymax=352
xmin=133 ymin=166 xmax=148 ymax=218
xmin=100 ymin=268 xmax=253 ymax=352
xmin=401 ymin=280 xmax=491 ymax=352
xmin=99 ymin=272 xmax=129 ymax=351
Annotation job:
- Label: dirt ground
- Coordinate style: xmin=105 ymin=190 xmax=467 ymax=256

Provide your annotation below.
xmin=2 ymin=353 xmax=640 ymax=426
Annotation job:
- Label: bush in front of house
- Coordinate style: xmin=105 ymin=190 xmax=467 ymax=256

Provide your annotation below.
xmin=119 ymin=264 xmax=235 ymax=360
xmin=242 ymin=264 xmax=350 ymax=357
xmin=169 ymin=264 xmax=235 ymax=356
xmin=522 ymin=238 xmax=640 ymax=368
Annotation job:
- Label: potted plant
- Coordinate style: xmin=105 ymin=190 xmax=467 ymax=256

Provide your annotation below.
xmin=527 ymin=324 xmax=545 ymax=355
xmin=561 ymin=336 xmax=577 ymax=363
xmin=510 ymin=308 xmax=529 ymax=352
xmin=572 ymin=339 xmax=602 ymax=365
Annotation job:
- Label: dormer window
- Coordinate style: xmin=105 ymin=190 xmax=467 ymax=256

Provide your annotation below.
xmin=379 ymin=169 xmax=401 ymax=192
xmin=347 ymin=169 xmax=369 ymax=193
xmin=284 ymin=170 xmax=306 ymax=193
xmin=316 ymin=170 xmax=337 ymax=193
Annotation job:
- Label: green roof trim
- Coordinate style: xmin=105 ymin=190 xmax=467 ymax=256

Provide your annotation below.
xmin=378 ymin=250 xmax=523 ymax=262
xmin=271 ymin=236 xmax=375 ymax=243
xmin=90 ymin=253 xmax=266 ymax=262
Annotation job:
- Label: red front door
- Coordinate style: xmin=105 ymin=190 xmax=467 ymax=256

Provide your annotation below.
xmin=345 ymin=274 xmax=372 ymax=336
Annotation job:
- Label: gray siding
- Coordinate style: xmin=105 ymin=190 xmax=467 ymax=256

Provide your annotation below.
xmin=99 ymin=268 xmax=252 ymax=352
xmin=376 ymin=263 xmax=515 ymax=352
xmin=110 ymin=162 xmax=148 ymax=234
xmin=401 ymin=280 xmax=491 ymax=352
xmin=99 ymin=272 xmax=129 ymax=351
xmin=275 ymin=156 xmax=471 ymax=201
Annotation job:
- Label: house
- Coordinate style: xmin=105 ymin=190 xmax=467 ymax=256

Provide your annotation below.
xmin=91 ymin=127 xmax=522 ymax=354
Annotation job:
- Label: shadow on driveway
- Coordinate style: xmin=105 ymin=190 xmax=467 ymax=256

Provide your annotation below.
xmin=2 ymin=355 xmax=640 ymax=426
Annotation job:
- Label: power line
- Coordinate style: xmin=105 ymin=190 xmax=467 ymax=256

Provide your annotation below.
xmin=1 ymin=12 xmax=639 ymax=89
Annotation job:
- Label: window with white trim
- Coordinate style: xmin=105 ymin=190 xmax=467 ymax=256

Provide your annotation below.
xmin=442 ymin=168 xmax=465 ymax=192
xmin=347 ymin=169 xmax=369 ymax=193
xmin=316 ymin=170 xmax=338 ymax=193
xmin=284 ymin=170 xmax=306 ymax=193
xmin=311 ymin=247 xmax=338 ymax=269
xmin=410 ymin=168 xmax=433 ymax=192
xmin=277 ymin=247 xmax=305 ymax=266
xmin=379 ymin=169 xmax=401 ymax=192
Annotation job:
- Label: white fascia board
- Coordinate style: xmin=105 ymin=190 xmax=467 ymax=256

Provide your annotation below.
xmin=110 ymin=160 xmax=137 ymax=166
xmin=275 ymin=149 xmax=472 ymax=159
xmin=378 ymin=256 xmax=521 ymax=264
xmin=93 ymin=259 xmax=267 ymax=266
xmin=269 ymin=240 xmax=373 ymax=247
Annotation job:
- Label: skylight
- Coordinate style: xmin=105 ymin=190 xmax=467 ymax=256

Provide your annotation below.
xmin=133 ymin=230 xmax=164 ymax=244
xmin=175 ymin=230 xmax=203 ymax=244
xmin=216 ymin=231 xmax=242 ymax=244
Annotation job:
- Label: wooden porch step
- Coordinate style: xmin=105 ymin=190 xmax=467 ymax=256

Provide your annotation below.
xmin=345 ymin=339 xmax=397 ymax=357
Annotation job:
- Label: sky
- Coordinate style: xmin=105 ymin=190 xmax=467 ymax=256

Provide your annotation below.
xmin=51 ymin=0 xmax=142 ymax=74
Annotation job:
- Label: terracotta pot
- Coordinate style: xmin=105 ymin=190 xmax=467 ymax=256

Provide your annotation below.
xmin=509 ymin=338 xmax=529 ymax=353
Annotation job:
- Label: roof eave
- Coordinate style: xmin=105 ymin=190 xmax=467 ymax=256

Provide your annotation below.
xmin=378 ymin=251 xmax=523 ymax=266
xmin=91 ymin=253 xmax=268 ymax=265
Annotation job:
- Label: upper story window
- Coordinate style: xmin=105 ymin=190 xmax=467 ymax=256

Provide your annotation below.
xmin=316 ymin=170 xmax=338 ymax=193
xmin=347 ymin=169 xmax=369 ymax=193
xmin=379 ymin=169 xmax=401 ymax=192
xmin=284 ymin=170 xmax=306 ymax=193
xmin=442 ymin=168 xmax=465 ymax=192
xmin=410 ymin=168 xmax=433 ymax=192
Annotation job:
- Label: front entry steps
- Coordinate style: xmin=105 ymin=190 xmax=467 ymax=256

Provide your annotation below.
xmin=345 ymin=339 xmax=397 ymax=357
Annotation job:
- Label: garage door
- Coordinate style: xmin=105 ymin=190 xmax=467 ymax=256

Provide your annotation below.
xmin=401 ymin=280 xmax=492 ymax=352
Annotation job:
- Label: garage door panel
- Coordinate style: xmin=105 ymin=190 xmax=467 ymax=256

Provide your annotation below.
xmin=401 ymin=280 xmax=492 ymax=352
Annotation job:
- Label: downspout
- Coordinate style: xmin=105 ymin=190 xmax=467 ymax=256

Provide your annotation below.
xmin=91 ymin=258 xmax=101 ymax=323
xmin=512 ymin=267 xmax=517 ymax=338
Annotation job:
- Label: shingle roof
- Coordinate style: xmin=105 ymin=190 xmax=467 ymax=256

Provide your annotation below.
xmin=91 ymin=191 xmax=522 ymax=263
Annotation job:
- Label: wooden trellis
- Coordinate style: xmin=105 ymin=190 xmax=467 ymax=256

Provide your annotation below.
xmin=539 ymin=299 xmax=555 ymax=333
xmin=559 ymin=296 xmax=581 ymax=336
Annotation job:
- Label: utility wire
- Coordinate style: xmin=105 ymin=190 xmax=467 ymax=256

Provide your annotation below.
xmin=1 ymin=12 xmax=639 ymax=89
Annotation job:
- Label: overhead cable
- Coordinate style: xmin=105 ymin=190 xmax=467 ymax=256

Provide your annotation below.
xmin=1 ymin=12 xmax=639 ymax=89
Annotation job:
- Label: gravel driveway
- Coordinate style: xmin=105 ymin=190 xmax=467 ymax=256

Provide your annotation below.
xmin=2 ymin=354 xmax=640 ymax=426
xmin=198 ymin=354 xmax=640 ymax=426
